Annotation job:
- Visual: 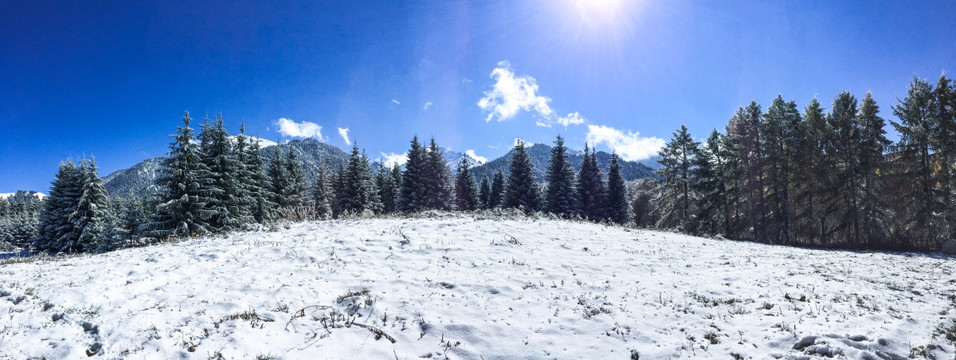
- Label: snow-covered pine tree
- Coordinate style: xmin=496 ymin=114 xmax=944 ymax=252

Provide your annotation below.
xmin=890 ymin=76 xmax=943 ymax=249
xmin=199 ymin=115 xmax=248 ymax=232
xmin=0 ymin=191 xmax=41 ymax=249
xmin=605 ymin=154 xmax=629 ymax=225
xmin=489 ymin=169 xmax=505 ymax=209
xmin=692 ymin=130 xmax=728 ymax=236
xmin=545 ymin=135 xmax=577 ymax=218
xmin=245 ymin=136 xmax=276 ymax=223
xmin=400 ymin=136 xmax=426 ymax=212
xmin=790 ymin=98 xmax=827 ymax=246
xmin=855 ymin=92 xmax=891 ymax=248
xmin=313 ymin=160 xmax=334 ymax=219
xmin=335 ymin=145 xmax=381 ymax=215
xmin=267 ymin=147 xmax=289 ymax=209
xmin=230 ymin=123 xmax=258 ymax=226
xmin=389 ymin=164 xmax=402 ymax=211
xmin=284 ymin=147 xmax=308 ymax=213
xmin=478 ymin=176 xmax=491 ymax=210
xmin=376 ymin=164 xmax=398 ymax=214
xmin=424 ymin=138 xmax=455 ymax=210
xmin=454 ymin=157 xmax=480 ymax=211
xmin=654 ymin=125 xmax=698 ymax=233
xmin=150 ymin=111 xmax=215 ymax=238
xmin=35 ymin=160 xmax=84 ymax=252
xmin=120 ymin=193 xmax=148 ymax=242
xmin=576 ymin=145 xmax=607 ymax=222
xmin=504 ymin=139 xmax=540 ymax=211
xmin=72 ymin=157 xmax=112 ymax=253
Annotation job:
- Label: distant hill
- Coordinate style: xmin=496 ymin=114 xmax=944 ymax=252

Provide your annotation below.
xmin=470 ymin=143 xmax=658 ymax=184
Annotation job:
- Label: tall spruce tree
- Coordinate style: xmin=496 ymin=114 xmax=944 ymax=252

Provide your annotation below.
xmin=655 ymin=126 xmax=699 ymax=232
xmin=245 ymin=136 xmax=276 ymax=223
xmin=478 ymin=177 xmax=491 ymax=209
xmin=504 ymin=140 xmax=540 ymax=211
xmin=35 ymin=160 xmax=84 ymax=252
xmin=312 ymin=160 xmax=334 ymax=219
xmin=692 ymin=130 xmax=727 ymax=235
xmin=400 ymin=136 xmax=427 ymax=212
xmin=545 ymin=135 xmax=577 ymax=217
xmin=576 ymin=145 xmax=607 ymax=221
xmin=73 ymin=157 xmax=112 ymax=252
xmin=791 ymin=98 xmax=828 ymax=246
xmin=335 ymin=145 xmax=381 ymax=215
xmin=424 ymin=138 xmax=455 ymax=210
xmin=855 ymin=92 xmax=891 ymax=248
xmin=284 ymin=147 xmax=308 ymax=211
xmin=762 ymin=96 xmax=801 ymax=244
xmin=151 ymin=111 xmax=214 ymax=238
xmin=376 ymin=163 xmax=399 ymax=214
xmin=455 ymin=157 xmax=480 ymax=211
xmin=930 ymin=74 xmax=956 ymax=239
xmin=605 ymin=154 xmax=629 ymax=224
xmin=489 ymin=170 xmax=505 ymax=208
xmin=824 ymin=92 xmax=861 ymax=246
xmin=199 ymin=115 xmax=248 ymax=232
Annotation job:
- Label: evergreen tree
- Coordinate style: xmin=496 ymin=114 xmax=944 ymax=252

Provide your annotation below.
xmin=455 ymin=157 xmax=480 ymax=211
xmin=246 ymin=136 xmax=276 ymax=223
xmin=73 ymin=157 xmax=112 ymax=252
xmin=231 ymin=123 xmax=260 ymax=225
xmin=151 ymin=111 xmax=215 ymax=238
xmin=376 ymin=164 xmax=399 ymax=214
xmin=605 ymin=154 xmax=629 ymax=224
xmin=823 ymin=92 xmax=861 ymax=246
xmin=489 ymin=170 xmax=505 ymax=208
xmin=726 ymin=103 xmax=767 ymax=241
xmin=654 ymin=126 xmax=698 ymax=232
xmin=335 ymin=145 xmax=381 ymax=215
xmin=424 ymin=138 xmax=455 ymax=210
xmin=545 ymin=135 xmax=577 ymax=217
xmin=284 ymin=147 xmax=308 ymax=211
xmin=855 ymin=92 xmax=891 ymax=247
xmin=399 ymin=136 xmax=427 ymax=212
xmin=930 ymin=74 xmax=956 ymax=239
xmin=762 ymin=96 xmax=801 ymax=244
xmin=576 ymin=145 xmax=607 ymax=221
xmin=479 ymin=177 xmax=491 ymax=209
xmin=35 ymin=160 xmax=84 ymax=252
xmin=692 ymin=130 xmax=726 ymax=235
xmin=199 ymin=115 xmax=248 ymax=232
xmin=504 ymin=140 xmax=540 ymax=211
xmin=120 ymin=194 xmax=148 ymax=242
xmin=313 ymin=160 xmax=334 ymax=219
xmin=791 ymin=98 xmax=828 ymax=246
xmin=891 ymin=76 xmax=942 ymax=249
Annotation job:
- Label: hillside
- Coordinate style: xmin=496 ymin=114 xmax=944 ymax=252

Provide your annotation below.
xmin=1 ymin=214 xmax=951 ymax=359
xmin=471 ymin=143 xmax=658 ymax=183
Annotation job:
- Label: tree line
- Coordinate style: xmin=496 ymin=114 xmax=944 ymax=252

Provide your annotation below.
xmin=650 ymin=74 xmax=955 ymax=251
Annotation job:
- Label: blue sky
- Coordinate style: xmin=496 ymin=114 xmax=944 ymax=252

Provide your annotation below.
xmin=1 ymin=0 xmax=954 ymax=193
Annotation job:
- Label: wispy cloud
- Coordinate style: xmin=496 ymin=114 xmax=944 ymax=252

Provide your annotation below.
xmin=513 ymin=137 xmax=535 ymax=147
xmin=379 ymin=152 xmax=408 ymax=167
xmin=477 ymin=62 xmax=553 ymax=122
xmin=462 ymin=77 xmax=472 ymax=84
xmin=275 ymin=118 xmax=324 ymax=139
xmin=338 ymin=128 xmax=350 ymax=145
xmin=423 ymin=101 xmax=433 ymax=111
xmin=465 ymin=149 xmax=487 ymax=164
xmin=558 ymin=112 xmax=587 ymax=127
xmin=391 ymin=99 xmax=400 ymax=105
xmin=585 ymin=124 xmax=664 ymax=161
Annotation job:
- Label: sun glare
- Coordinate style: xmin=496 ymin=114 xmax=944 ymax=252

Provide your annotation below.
xmin=573 ymin=0 xmax=627 ymax=25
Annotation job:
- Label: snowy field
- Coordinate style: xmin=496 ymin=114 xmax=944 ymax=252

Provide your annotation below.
xmin=1 ymin=213 xmax=954 ymax=359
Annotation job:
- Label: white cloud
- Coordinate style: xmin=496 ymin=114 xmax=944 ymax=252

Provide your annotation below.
xmin=338 ymin=128 xmax=350 ymax=145
xmin=275 ymin=118 xmax=324 ymax=139
xmin=462 ymin=77 xmax=472 ymax=84
xmin=513 ymin=138 xmax=535 ymax=148
xmin=477 ymin=62 xmax=554 ymax=122
xmin=465 ymin=149 xmax=487 ymax=164
xmin=424 ymin=101 xmax=433 ymax=111
xmin=558 ymin=112 xmax=587 ymax=127
xmin=585 ymin=124 xmax=665 ymax=161
xmin=391 ymin=99 xmax=400 ymax=105
xmin=535 ymin=120 xmax=552 ymax=128
xmin=380 ymin=152 xmax=408 ymax=167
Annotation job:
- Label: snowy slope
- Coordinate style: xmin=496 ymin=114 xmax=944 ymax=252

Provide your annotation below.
xmin=1 ymin=214 xmax=953 ymax=359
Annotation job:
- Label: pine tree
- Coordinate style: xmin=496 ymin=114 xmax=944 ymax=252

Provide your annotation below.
xmin=150 ymin=111 xmax=215 ymax=238
xmin=654 ymin=126 xmax=698 ymax=232
xmin=455 ymin=157 xmax=480 ymax=211
xmin=823 ymin=92 xmax=861 ymax=246
xmin=692 ymin=130 xmax=726 ymax=235
xmin=73 ymin=157 xmax=112 ymax=252
xmin=855 ymin=92 xmax=891 ymax=248
xmin=725 ymin=103 xmax=767 ymax=241
xmin=891 ymin=76 xmax=942 ymax=249
xmin=313 ymin=160 xmax=334 ymax=219
xmin=504 ymin=140 xmax=540 ymax=211
xmin=576 ymin=145 xmax=607 ymax=221
xmin=479 ymin=177 xmax=491 ymax=209
xmin=246 ymin=137 xmax=276 ymax=223
xmin=400 ymin=136 xmax=427 ymax=212
xmin=545 ymin=135 xmax=577 ymax=217
xmin=789 ymin=98 xmax=827 ymax=246
xmin=231 ymin=123 xmax=259 ymax=226
xmin=762 ymin=96 xmax=801 ymax=244
xmin=120 ymin=194 xmax=148 ymax=242
xmin=376 ymin=164 xmax=398 ymax=214
xmin=35 ymin=160 xmax=84 ymax=252
xmin=199 ymin=115 xmax=248 ymax=232
xmin=489 ymin=170 xmax=505 ymax=209
xmin=284 ymin=147 xmax=308 ymax=212
xmin=605 ymin=154 xmax=629 ymax=224
xmin=930 ymin=74 xmax=956 ymax=240
xmin=335 ymin=145 xmax=381 ymax=215
xmin=424 ymin=138 xmax=455 ymax=210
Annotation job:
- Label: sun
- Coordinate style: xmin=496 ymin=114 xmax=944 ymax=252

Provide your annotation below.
xmin=572 ymin=0 xmax=627 ymax=25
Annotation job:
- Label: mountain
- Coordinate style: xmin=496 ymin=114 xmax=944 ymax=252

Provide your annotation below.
xmin=103 ymin=138 xmax=349 ymax=198
xmin=471 ymin=143 xmax=657 ymax=183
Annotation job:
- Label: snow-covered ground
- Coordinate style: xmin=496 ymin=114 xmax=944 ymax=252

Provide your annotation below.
xmin=1 ymin=213 xmax=954 ymax=359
